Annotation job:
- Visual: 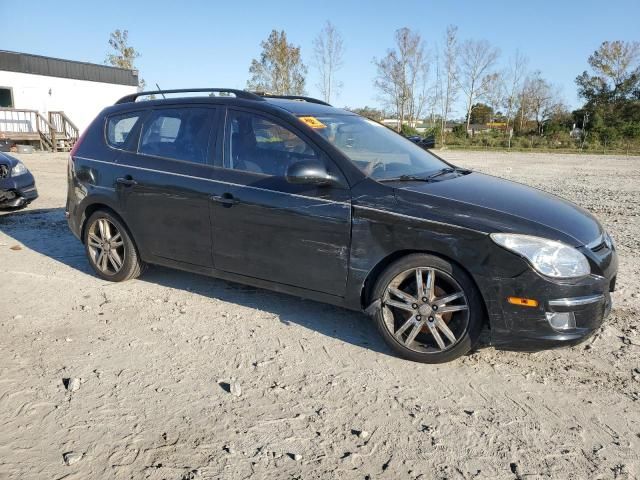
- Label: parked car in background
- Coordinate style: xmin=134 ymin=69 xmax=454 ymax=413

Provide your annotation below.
xmin=66 ymin=88 xmax=617 ymax=363
xmin=406 ymin=134 xmax=436 ymax=149
xmin=0 ymin=152 xmax=38 ymax=208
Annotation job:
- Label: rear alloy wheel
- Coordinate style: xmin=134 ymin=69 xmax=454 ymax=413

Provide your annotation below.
xmin=84 ymin=210 xmax=144 ymax=282
xmin=372 ymin=254 xmax=483 ymax=363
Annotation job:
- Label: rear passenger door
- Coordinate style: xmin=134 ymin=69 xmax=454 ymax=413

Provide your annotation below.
xmin=114 ymin=106 xmax=221 ymax=268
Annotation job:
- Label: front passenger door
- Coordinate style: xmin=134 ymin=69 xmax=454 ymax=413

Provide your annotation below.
xmin=211 ymin=109 xmax=352 ymax=296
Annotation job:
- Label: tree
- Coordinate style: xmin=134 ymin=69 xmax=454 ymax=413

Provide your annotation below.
xmin=439 ymin=25 xmax=459 ymax=144
xmin=313 ymin=21 xmax=345 ymax=104
xmin=503 ymin=51 xmax=528 ymax=146
xmin=106 ymin=29 xmax=139 ymax=69
xmin=458 ymin=39 xmax=500 ymax=131
xmin=481 ymin=72 xmax=504 ymax=123
xmin=373 ymin=27 xmax=429 ymax=132
xmin=347 ymin=106 xmax=385 ymax=121
xmin=587 ymin=40 xmax=640 ymax=88
xmin=576 ymin=40 xmax=640 ymax=104
xmin=469 ymin=103 xmax=493 ymax=124
xmin=524 ymin=71 xmax=560 ymax=135
xmin=105 ymin=29 xmax=144 ymax=89
xmin=247 ymin=30 xmax=307 ymax=95
xmin=576 ymin=40 xmax=640 ymax=144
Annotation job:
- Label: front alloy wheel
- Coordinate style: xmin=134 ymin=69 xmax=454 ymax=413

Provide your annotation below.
xmin=372 ymin=254 xmax=483 ymax=363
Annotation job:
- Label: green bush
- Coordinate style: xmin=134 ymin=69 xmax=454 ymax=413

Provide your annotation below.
xmin=401 ymin=124 xmax=419 ymax=136
xmin=452 ymin=125 xmax=467 ymax=138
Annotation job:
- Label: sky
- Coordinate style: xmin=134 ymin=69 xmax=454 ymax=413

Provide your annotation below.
xmin=2 ymin=0 xmax=639 ymax=117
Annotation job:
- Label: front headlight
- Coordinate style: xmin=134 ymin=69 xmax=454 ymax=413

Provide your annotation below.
xmin=491 ymin=233 xmax=590 ymax=279
xmin=11 ymin=162 xmax=28 ymax=176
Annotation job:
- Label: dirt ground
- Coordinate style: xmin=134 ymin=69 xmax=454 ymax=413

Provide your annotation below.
xmin=1 ymin=151 xmax=639 ymax=480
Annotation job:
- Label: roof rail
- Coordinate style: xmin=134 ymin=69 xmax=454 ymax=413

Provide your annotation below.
xmin=115 ymin=88 xmax=264 ymax=104
xmin=251 ymin=92 xmax=332 ymax=106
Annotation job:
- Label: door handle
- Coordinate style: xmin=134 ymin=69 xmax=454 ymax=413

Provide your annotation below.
xmin=116 ymin=176 xmax=138 ymax=187
xmin=210 ymin=193 xmax=237 ymax=207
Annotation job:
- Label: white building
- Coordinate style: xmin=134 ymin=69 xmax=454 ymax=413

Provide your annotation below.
xmin=0 ymin=50 xmax=138 ymax=150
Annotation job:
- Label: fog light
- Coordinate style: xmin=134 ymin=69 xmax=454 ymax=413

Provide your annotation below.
xmin=545 ymin=311 xmax=576 ymax=330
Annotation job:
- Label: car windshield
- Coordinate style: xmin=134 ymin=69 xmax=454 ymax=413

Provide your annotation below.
xmin=302 ymin=114 xmax=447 ymax=180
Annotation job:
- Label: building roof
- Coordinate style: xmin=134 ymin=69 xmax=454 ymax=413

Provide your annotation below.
xmin=0 ymin=50 xmax=139 ymax=86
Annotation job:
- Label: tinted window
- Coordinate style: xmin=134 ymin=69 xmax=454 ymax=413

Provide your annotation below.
xmin=139 ymin=108 xmax=212 ymax=164
xmin=106 ymin=112 xmax=140 ymax=149
xmin=227 ymin=111 xmax=317 ymax=176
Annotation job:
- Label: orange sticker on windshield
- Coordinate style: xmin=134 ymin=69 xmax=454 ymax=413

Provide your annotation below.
xmin=299 ymin=116 xmax=326 ymax=129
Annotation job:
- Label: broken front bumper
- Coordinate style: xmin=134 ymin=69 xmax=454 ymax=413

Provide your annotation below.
xmin=484 ymin=268 xmax=616 ymax=352
xmin=0 ymin=173 xmax=38 ymax=208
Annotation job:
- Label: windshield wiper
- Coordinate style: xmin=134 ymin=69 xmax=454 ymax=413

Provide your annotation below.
xmin=378 ymin=174 xmax=433 ymax=182
xmin=425 ymin=167 xmax=457 ymax=180
xmin=378 ymin=168 xmax=468 ymax=183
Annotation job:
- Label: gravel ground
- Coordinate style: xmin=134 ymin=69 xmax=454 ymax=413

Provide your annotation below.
xmin=1 ymin=151 xmax=639 ymax=480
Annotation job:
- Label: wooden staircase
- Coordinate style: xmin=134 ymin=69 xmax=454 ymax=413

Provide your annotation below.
xmin=0 ymin=108 xmax=79 ymax=152
xmin=48 ymin=111 xmax=80 ymax=152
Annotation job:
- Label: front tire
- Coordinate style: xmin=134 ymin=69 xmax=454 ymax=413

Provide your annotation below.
xmin=83 ymin=210 xmax=144 ymax=282
xmin=371 ymin=254 xmax=483 ymax=363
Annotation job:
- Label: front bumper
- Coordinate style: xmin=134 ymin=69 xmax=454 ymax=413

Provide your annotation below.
xmin=482 ymin=259 xmax=617 ymax=352
xmin=0 ymin=172 xmax=38 ymax=208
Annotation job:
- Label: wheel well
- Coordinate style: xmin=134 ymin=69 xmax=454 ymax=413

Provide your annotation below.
xmin=360 ymin=249 xmax=490 ymax=327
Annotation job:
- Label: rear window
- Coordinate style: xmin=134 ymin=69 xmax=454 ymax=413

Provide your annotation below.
xmin=106 ymin=112 xmax=140 ymax=149
xmin=139 ymin=108 xmax=213 ymax=164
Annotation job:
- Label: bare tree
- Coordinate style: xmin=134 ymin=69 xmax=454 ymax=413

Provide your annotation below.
xmin=428 ymin=49 xmax=442 ymax=127
xmin=313 ymin=21 xmax=345 ymax=104
xmin=373 ymin=28 xmax=428 ymax=132
xmin=440 ymin=25 xmax=458 ymax=144
xmin=247 ymin=30 xmax=307 ymax=95
xmin=482 ymin=72 xmax=504 ymax=123
xmin=458 ymin=39 xmax=500 ymax=131
xmin=523 ymin=71 xmax=560 ymax=135
xmin=503 ymin=51 xmax=528 ymax=146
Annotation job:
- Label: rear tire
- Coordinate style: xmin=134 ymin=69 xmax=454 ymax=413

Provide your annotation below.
xmin=83 ymin=210 xmax=145 ymax=282
xmin=371 ymin=253 xmax=483 ymax=363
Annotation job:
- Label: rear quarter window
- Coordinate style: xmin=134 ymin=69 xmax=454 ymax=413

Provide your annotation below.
xmin=106 ymin=112 xmax=141 ymax=149
xmin=138 ymin=108 xmax=213 ymax=165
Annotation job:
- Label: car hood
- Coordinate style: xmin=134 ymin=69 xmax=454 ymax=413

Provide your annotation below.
xmin=393 ymin=171 xmax=602 ymax=247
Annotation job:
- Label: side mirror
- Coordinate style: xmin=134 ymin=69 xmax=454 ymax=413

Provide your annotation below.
xmin=285 ymin=160 xmax=339 ymax=186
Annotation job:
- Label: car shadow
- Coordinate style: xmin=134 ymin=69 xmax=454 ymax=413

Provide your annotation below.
xmin=0 ymin=207 xmax=395 ymax=357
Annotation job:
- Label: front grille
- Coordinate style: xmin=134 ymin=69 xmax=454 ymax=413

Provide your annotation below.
xmin=0 ymin=164 xmax=8 ymax=179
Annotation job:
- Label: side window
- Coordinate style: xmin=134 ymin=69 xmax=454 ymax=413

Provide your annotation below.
xmin=106 ymin=112 xmax=140 ymax=149
xmin=139 ymin=108 xmax=213 ymax=164
xmin=227 ymin=110 xmax=318 ymax=176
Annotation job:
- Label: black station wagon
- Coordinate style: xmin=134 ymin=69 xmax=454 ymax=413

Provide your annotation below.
xmin=66 ymin=88 xmax=618 ymax=363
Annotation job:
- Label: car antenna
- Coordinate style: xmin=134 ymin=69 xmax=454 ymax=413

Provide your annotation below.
xmin=155 ymin=83 xmax=166 ymax=99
